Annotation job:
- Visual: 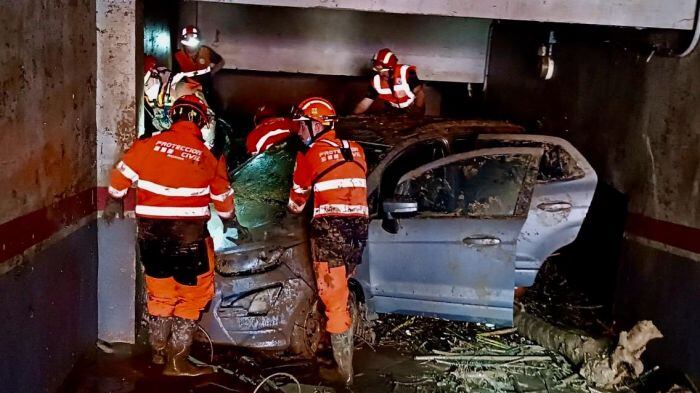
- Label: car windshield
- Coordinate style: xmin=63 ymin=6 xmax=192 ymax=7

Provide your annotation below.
xmin=208 ymin=143 xmax=297 ymax=251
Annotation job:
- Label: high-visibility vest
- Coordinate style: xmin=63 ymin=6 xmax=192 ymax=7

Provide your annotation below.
xmin=109 ymin=121 xmax=234 ymax=220
xmin=288 ymin=131 xmax=368 ymax=219
xmin=371 ymin=64 xmax=417 ymax=109
xmin=245 ymin=118 xmax=297 ymax=155
xmin=175 ymin=47 xmax=215 ymax=73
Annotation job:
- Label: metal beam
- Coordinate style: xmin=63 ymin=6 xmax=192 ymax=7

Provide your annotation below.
xmin=191 ymin=3 xmax=490 ymax=82
xmin=197 ymin=0 xmax=697 ymax=30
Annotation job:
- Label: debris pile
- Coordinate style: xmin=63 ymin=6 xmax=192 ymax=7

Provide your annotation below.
xmin=581 ymin=320 xmax=663 ymax=389
xmin=372 ymin=314 xmax=593 ymax=392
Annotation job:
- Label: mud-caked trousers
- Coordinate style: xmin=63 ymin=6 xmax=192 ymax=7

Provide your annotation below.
xmin=310 ymin=216 xmax=369 ymax=334
xmin=138 ymin=219 xmax=216 ymax=321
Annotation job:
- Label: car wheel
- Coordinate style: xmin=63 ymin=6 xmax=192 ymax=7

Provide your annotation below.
xmin=289 ymin=300 xmax=323 ymax=359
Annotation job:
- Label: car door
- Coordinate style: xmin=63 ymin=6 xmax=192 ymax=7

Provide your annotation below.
xmin=366 ymin=147 xmax=543 ymax=326
xmin=475 ymin=134 xmax=598 ymax=287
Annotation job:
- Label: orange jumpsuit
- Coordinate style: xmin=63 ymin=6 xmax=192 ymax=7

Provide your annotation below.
xmin=288 ymin=130 xmax=369 ymax=334
xmin=109 ymin=120 xmax=234 ymax=320
xmin=245 ymin=117 xmax=297 ymax=155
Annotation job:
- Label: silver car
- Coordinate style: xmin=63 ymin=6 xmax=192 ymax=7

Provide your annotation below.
xmin=200 ymin=119 xmax=597 ymax=356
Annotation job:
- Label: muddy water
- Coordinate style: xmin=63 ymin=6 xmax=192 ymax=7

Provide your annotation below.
xmin=58 ymin=341 xmax=435 ymax=393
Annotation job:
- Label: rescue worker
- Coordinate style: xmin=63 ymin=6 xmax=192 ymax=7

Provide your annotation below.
xmin=144 ymin=54 xmax=217 ymax=147
xmin=103 ymin=95 xmax=242 ymax=377
xmin=174 ymin=25 xmax=225 ymax=109
xmin=245 ymin=105 xmax=297 ymax=156
xmin=287 ymin=97 xmax=369 ymax=385
xmin=353 ymin=48 xmax=425 ymax=115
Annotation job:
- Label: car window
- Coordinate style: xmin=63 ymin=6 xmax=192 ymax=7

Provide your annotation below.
xmin=231 ymin=143 xmax=296 ymax=229
xmin=379 ymin=139 xmax=449 ymax=205
xmin=469 ymin=139 xmax=584 ymax=182
xmin=394 ymin=153 xmax=536 ymax=218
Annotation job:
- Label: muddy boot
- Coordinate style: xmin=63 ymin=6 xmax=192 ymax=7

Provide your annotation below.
xmin=330 ymin=327 xmax=355 ymax=385
xmin=148 ymin=316 xmax=172 ymax=365
xmin=162 ymin=317 xmax=215 ymax=377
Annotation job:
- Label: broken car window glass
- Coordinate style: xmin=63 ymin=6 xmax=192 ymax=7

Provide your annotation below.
xmin=231 ymin=143 xmax=296 ymax=229
xmin=395 ymin=154 xmax=532 ymax=217
xmin=473 ymin=139 xmax=584 ymax=182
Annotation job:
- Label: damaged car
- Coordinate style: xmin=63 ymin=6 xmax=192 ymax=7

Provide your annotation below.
xmin=200 ymin=116 xmax=597 ymax=357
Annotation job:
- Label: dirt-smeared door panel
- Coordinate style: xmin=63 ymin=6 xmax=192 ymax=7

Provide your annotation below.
xmin=366 ymin=147 xmax=543 ymax=326
xmin=475 ymin=135 xmax=598 ymax=286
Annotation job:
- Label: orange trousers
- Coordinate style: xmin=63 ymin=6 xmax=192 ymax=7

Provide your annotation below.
xmin=145 ymin=238 xmax=215 ymax=320
xmin=314 ymin=261 xmax=352 ymax=334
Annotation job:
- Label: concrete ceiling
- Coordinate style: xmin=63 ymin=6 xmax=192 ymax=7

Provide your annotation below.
xmin=195 ymin=0 xmax=697 ymax=30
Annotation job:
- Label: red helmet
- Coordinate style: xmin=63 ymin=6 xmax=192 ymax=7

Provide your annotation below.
xmin=180 ymin=25 xmax=201 ymax=47
xmin=253 ymin=105 xmax=277 ymax=125
xmin=372 ymin=48 xmax=398 ymax=71
xmin=169 ymin=94 xmax=209 ymax=128
xmin=292 ymin=97 xmax=336 ymax=126
xmin=144 ymin=55 xmax=158 ymax=74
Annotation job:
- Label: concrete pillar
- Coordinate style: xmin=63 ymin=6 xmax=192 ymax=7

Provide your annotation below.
xmin=96 ymin=0 xmax=142 ymax=343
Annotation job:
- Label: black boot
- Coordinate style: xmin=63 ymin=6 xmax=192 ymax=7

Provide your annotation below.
xmin=162 ymin=317 xmax=215 ymax=377
xmin=330 ymin=326 xmax=355 ymax=385
xmin=148 ymin=316 xmax=172 ymax=365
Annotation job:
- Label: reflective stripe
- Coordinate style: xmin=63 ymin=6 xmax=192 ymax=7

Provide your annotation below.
xmin=108 ymin=186 xmax=128 ymax=198
xmin=293 ymin=182 xmax=311 ymax=195
xmin=313 ymin=204 xmax=369 ymax=216
xmin=210 ymin=189 xmax=233 ymax=202
xmin=382 ymin=50 xmax=394 ymax=64
xmin=116 ymin=161 xmax=139 ymax=182
xmin=255 ymin=128 xmax=290 ymax=154
xmin=389 ymin=65 xmax=416 ymax=109
xmin=372 ymin=74 xmax=392 ymax=95
xmin=215 ymin=209 xmax=233 ymax=219
xmin=314 ymin=178 xmax=366 ymax=192
xmin=317 ymin=139 xmax=338 ymax=147
xmin=301 ymin=99 xmax=333 ymax=110
xmin=288 ymin=199 xmax=306 ymax=213
xmin=135 ymin=205 xmax=210 ymax=217
xmin=170 ymin=66 xmax=212 ymax=85
xmin=137 ymin=180 xmax=210 ymax=197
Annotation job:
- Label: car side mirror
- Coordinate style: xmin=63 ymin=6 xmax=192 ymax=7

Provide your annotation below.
xmin=381 ymin=199 xmax=417 ymax=234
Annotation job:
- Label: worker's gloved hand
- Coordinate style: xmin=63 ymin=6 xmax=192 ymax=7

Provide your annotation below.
xmin=223 ymin=216 xmax=250 ymax=242
xmin=102 ymin=197 xmax=124 ymax=224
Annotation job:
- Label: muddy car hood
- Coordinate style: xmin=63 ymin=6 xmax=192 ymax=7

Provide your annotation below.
xmin=216 ymin=233 xmax=305 ymax=276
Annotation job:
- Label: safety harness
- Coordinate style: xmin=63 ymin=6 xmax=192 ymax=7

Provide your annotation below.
xmin=310 ymin=138 xmax=367 ymax=186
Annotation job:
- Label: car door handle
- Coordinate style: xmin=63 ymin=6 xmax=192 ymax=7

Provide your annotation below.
xmin=537 ymin=202 xmax=572 ymax=212
xmin=463 ymin=237 xmax=501 ymax=246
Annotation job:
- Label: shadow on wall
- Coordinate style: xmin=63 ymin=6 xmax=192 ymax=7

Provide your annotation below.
xmin=559 ymin=182 xmax=628 ymax=308
xmin=212 ymin=69 xmax=483 ymax=130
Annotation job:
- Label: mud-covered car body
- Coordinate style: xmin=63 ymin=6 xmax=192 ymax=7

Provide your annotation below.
xmin=200 ymin=116 xmax=597 ymax=352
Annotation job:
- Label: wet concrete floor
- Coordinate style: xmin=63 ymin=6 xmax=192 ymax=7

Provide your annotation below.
xmin=58 ymin=341 xmax=436 ymax=393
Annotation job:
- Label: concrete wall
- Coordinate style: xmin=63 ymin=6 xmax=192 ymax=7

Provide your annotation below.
xmin=203 ymin=0 xmax=697 ymax=30
xmin=486 ymin=22 xmax=700 ymax=378
xmin=96 ymin=0 xmax=141 ymax=344
xmin=184 ymin=2 xmax=491 ymax=82
xmin=0 ymin=0 xmax=98 ymax=391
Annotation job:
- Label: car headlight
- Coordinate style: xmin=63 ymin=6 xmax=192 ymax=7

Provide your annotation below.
xmin=221 ymin=286 xmax=282 ymax=316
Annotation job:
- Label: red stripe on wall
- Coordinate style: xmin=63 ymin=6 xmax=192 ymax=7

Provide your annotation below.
xmin=0 ymin=188 xmax=96 ymax=263
xmin=96 ymin=186 xmax=136 ymax=210
xmin=626 ymin=213 xmax=700 ymax=254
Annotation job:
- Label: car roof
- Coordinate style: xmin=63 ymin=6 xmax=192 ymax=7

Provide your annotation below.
xmin=336 ymin=114 xmax=524 ymax=147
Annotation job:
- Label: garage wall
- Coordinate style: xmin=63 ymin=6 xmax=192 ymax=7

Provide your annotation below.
xmin=0 ymin=0 xmax=98 ymax=392
xmin=486 ymin=22 xmax=700 ymax=378
xmin=183 ymin=2 xmax=491 ymax=83
xmin=96 ymin=0 xmax=141 ymax=344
